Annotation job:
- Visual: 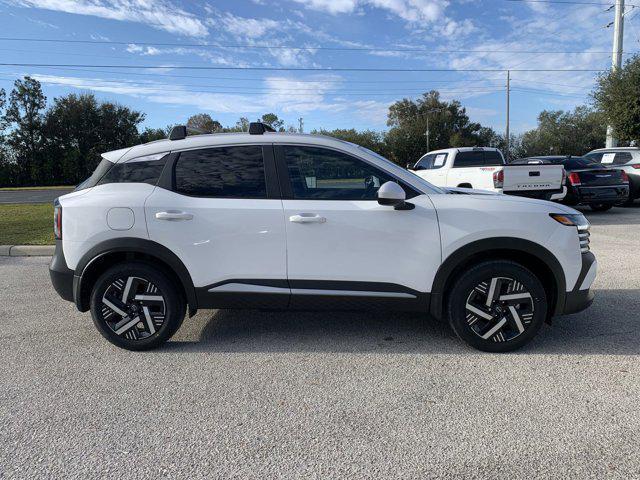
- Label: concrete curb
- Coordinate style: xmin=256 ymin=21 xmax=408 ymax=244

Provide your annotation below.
xmin=0 ymin=245 xmax=55 ymax=256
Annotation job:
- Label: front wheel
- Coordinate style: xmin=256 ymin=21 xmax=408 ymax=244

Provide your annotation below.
xmin=90 ymin=262 xmax=185 ymax=351
xmin=447 ymin=261 xmax=547 ymax=352
xmin=589 ymin=203 xmax=613 ymax=212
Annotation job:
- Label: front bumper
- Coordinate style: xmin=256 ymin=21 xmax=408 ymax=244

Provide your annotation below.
xmin=49 ymin=240 xmax=74 ymax=303
xmin=562 ymin=251 xmax=596 ymax=315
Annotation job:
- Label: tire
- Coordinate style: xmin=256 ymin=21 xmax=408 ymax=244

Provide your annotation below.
xmin=589 ymin=203 xmax=613 ymax=212
xmin=447 ymin=260 xmax=547 ymax=352
xmin=90 ymin=262 xmax=186 ymax=351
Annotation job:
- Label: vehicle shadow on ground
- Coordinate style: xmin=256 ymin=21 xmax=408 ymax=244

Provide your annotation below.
xmin=163 ymin=288 xmax=640 ymax=355
xmin=577 ymin=202 xmax=640 ymax=226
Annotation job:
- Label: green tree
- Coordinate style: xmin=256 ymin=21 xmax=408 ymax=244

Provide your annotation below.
xmin=517 ymin=107 xmax=606 ymax=158
xmin=384 ymin=91 xmax=490 ymax=165
xmin=592 ymin=54 xmax=640 ymax=143
xmin=186 ymin=113 xmax=222 ymax=134
xmin=311 ymin=128 xmax=388 ymax=156
xmin=139 ymin=126 xmax=170 ymax=143
xmin=43 ymin=93 xmax=144 ymax=184
xmin=260 ymin=113 xmax=285 ymax=131
xmin=3 ymin=76 xmax=47 ymax=185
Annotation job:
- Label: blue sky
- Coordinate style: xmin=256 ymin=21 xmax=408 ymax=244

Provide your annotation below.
xmin=0 ymin=0 xmax=638 ymax=134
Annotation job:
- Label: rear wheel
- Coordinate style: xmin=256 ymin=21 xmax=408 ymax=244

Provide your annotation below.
xmin=589 ymin=203 xmax=613 ymax=212
xmin=447 ymin=261 xmax=547 ymax=352
xmin=90 ymin=262 xmax=185 ymax=351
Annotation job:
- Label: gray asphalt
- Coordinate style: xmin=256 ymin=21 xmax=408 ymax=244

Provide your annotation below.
xmin=0 ymin=188 xmax=74 ymax=204
xmin=1 ymin=206 xmax=640 ymax=479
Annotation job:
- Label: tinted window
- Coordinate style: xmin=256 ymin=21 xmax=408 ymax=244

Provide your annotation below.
xmin=76 ymin=158 xmax=114 ymax=191
xmin=484 ymin=151 xmax=503 ymax=166
xmin=98 ymin=156 xmax=167 ymax=186
xmin=597 ymin=151 xmax=633 ymax=165
xmin=563 ymin=157 xmax=598 ymax=170
xmin=283 ymin=146 xmax=395 ymax=200
xmin=453 ymin=151 xmax=484 ymax=168
xmin=584 ymin=152 xmax=603 ymax=163
xmin=174 ymin=146 xmax=266 ymax=198
xmin=416 ymin=153 xmax=447 ymax=170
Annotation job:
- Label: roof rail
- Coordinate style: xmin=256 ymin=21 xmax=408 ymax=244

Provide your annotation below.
xmin=249 ymin=122 xmax=276 ymax=135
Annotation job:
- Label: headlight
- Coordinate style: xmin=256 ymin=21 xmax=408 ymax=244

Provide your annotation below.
xmin=549 ymin=213 xmax=589 ymax=228
xmin=550 ymin=213 xmax=590 ymax=253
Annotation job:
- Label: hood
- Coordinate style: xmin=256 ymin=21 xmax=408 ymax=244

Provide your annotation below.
xmin=444 ymin=187 xmax=579 ymax=214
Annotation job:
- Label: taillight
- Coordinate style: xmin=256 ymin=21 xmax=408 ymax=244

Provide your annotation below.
xmin=621 ymin=170 xmax=629 ymax=183
xmin=631 ymin=164 xmax=640 ymax=169
xmin=493 ymin=169 xmax=504 ymax=188
xmin=568 ymin=172 xmax=581 ymax=186
xmin=561 ymin=168 xmax=566 ymax=185
xmin=53 ymin=203 xmax=62 ymax=240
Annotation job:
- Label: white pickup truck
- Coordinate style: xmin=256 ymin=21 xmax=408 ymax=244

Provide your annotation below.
xmin=409 ymin=147 xmax=566 ymax=200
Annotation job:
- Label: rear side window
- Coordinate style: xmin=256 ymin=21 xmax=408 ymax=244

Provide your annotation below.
xmin=174 ymin=146 xmax=266 ymax=198
xmin=97 ymin=155 xmax=168 ymax=186
xmin=415 ymin=153 xmax=447 ymax=170
xmin=283 ymin=145 xmax=396 ymax=200
xmin=599 ymin=151 xmax=633 ymax=165
xmin=453 ymin=151 xmax=484 ymax=168
xmin=484 ymin=151 xmax=503 ymax=166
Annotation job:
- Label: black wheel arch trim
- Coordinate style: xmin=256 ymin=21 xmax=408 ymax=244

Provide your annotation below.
xmin=429 ymin=237 xmax=567 ymax=319
xmin=73 ymin=237 xmax=197 ymax=315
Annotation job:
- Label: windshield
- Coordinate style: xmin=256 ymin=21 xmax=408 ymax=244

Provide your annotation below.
xmin=356 ymin=145 xmax=445 ymax=194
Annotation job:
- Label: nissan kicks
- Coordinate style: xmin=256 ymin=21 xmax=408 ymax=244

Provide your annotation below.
xmin=49 ymin=122 xmax=596 ymax=352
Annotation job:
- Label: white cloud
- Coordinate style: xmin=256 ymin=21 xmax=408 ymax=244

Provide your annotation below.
xmin=289 ymin=0 xmax=449 ymax=23
xmin=9 ymin=0 xmax=209 ymax=37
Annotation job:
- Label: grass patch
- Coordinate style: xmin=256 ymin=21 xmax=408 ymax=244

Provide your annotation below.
xmin=0 ymin=186 xmax=74 ymax=191
xmin=0 ymin=203 xmax=54 ymax=245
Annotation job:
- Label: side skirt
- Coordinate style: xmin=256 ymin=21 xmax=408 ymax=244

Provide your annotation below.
xmin=196 ymin=279 xmax=430 ymax=312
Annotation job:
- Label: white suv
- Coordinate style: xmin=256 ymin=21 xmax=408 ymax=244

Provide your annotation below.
xmin=49 ymin=123 xmax=597 ymax=352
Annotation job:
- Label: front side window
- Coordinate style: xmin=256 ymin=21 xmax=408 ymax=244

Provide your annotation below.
xmin=283 ymin=146 xmax=395 ymax=200
xmin=174 ymin=146 xmax=266 ymax=198
xmin=453 ymin=151 xmax=484 ymax=168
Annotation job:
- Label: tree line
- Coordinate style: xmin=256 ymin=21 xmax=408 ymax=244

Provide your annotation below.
xmin=0 ymin=55 xmax=637 ymax=187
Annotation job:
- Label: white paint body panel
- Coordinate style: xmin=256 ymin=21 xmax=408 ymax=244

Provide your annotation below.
xmin=282 ymin=195 xmax=441 ymax=292
xmin=144 ymin=187 xmax=287 ymax=288
xmin=61 ymin=183 xmax=155 ymax=269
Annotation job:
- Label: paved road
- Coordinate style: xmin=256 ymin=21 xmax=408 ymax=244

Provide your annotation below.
xmin=1 ymin=207 xmax=639 ymax=479
xmin=0 ymin=188 xmax=74 ymax=204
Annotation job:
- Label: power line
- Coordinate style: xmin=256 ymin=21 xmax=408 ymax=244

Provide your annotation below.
xmin=0 ymin=37 xmax=635 ymax=55
xmin=506 ymin=0 xmax=639 ymax=6
xmin=0 ymin=63 xmax=606 ymax=72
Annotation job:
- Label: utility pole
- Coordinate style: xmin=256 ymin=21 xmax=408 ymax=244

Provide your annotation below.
xmin=426 ymin=115 xmax=430 ymax=152
xmin=298 ymin=117 xmax=304 ymax=133
xmin=606 ymin=0 xmax=625 ymax=148
xmin=506 ymin=70 xmax=510 ymax=163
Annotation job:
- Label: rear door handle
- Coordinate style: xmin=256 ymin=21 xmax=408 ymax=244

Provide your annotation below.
xmin=289 ymin=214 xmax=326 ymax=224
xmin=155 ymin=211 xmax=193 ymax=221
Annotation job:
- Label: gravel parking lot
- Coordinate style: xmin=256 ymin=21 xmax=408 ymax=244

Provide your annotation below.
xmin=1 ymin=206 xmax=639 ymax=479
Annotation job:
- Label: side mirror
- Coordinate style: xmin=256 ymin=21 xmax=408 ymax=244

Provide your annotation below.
xmin=377 ymin=181 xmax=414 ymax=210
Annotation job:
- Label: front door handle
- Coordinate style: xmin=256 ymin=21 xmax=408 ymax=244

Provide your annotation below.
xmin=289 ymin=213 xmax=326 ymax=224
xmin=155 ymin=211 xmax=193 ymax=221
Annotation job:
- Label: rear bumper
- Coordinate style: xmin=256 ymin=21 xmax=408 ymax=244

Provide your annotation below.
xmin=561 ymin=251 xmax=596 ymax=315
xmin=49 ymin=240 xmax=74 ymax=303
xmin=503 ymin=186 xmax=566 ymax=201
xmin=568 ymin=184 xmax=629 ymax=205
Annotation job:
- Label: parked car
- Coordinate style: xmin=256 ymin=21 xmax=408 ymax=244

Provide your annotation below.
xmin=512 ymin=156 xmax=629 ymax=211
xmin=584 ymin=147 xmax=640 ymax=205
xmin=409 ymin=147 xmax=566 ymax=200
xmin=49 ymin=123 xmax=596 ymax=353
